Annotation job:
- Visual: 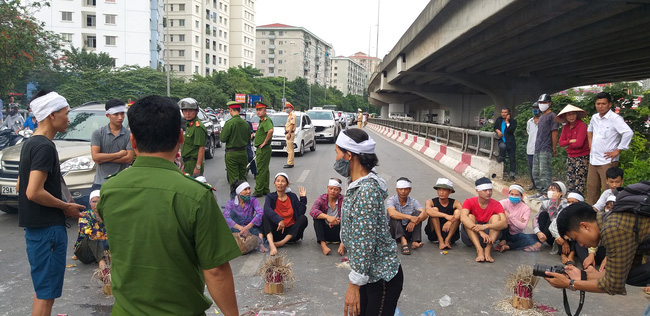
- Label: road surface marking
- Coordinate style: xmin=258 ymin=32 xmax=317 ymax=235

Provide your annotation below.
xmin=297 ymin=169 xmax=310 ymax=183
xmin=238 ymin=253 xmax=262 ymax=276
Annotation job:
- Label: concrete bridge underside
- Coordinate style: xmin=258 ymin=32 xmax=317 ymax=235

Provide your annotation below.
xmin=368 ymin=0 xmax=650 ymax=127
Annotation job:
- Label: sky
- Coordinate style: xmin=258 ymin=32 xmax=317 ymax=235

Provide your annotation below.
xmin=255 ymin=0 xmax=431 ymax=58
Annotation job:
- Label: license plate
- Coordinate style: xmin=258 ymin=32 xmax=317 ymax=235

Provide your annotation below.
xmin=1 ymin=185 xmax=17 ymax=196
xmin=271 ymin=141 xmax=281 ymax=146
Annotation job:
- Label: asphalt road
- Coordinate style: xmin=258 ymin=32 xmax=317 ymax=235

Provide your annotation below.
xmin=0 ymin=126 xmax=648 ymax=315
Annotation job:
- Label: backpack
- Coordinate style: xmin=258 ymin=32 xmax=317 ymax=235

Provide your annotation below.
xmin=609 ymin=181 xmax=650 ymax=241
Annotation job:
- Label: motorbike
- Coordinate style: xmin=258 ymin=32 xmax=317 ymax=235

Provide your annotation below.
xmin=0 ymin=127 xmax=33 ymax=151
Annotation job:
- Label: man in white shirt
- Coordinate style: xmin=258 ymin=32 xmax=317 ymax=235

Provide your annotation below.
xmin=586 ymin=92 xmax=633 ymax=204
xmin=526 ymin=102 xmax=541 ymax=190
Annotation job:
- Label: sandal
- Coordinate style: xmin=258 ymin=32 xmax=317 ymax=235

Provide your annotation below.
xmin=564 ymin=261 xmax=576 ymax=266
xmin=401 ymin=244 xmax=411 ymax=255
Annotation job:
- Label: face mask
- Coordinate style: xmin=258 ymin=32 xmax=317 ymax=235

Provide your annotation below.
xmin=509 ymin=196 xmax=521 ymax=204
xmin=538 ymin=103 xmax=550 ymax=112
xmin=532 ymin=109 xmax=541 ymax=116
xmin=285 ymin=109 xmax=291 ymax=114
xmin=547 ymin=191 xmax=557 ymax=199
xmin=333 ymin=157 xmax=350 ymax=177
xmin=240 ymin=195 xmax=251 ymax=202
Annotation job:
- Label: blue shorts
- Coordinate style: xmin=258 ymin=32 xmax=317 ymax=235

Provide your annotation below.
xmin=25 ymin=225 xmax=68 ymax=300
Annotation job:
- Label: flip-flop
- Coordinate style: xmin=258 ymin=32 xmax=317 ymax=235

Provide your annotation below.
xmin=401 ymin=244 xmax=411 ymax=255
xmin=565 ymin=261 xmax=576 ymax=266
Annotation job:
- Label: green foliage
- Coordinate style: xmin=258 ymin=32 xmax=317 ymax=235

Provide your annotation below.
xmin=0 ymin=0 xmax=62 ymax=96
xmin=61 ymin=46 xmax=115 ymax=71
xmin=623 ymin=157 xmax=650 ymax=185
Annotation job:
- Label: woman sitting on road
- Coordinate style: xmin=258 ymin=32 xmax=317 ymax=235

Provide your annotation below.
xmin=336 ymin=129 xmax=403 ymax=316
xmin=223 ymin=180 xmax=268 ymax=253
xmin=527 ymin=182 xmax=569 ymax=257
xmin=74 ymin=190 xmax=109 ymax=275
xmin=263 ymin=173 xmax=308 ymax=256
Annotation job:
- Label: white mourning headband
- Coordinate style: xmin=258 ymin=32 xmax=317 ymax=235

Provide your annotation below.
xmin=30 ymin=92 xmax=69 ymax=122
xmin=567 ymin=192 xmax=584 ymax=201
xmin=396 ymin=180 xmax=412 ymax=189
xmin=335 ymin=132 xmax=376 ymax=154
xmin=106 ymin=105 xmax=126 ymax=115
xmin=476 ymin=183 xmax=493 ymax=191
xmin=328 ymin=179 xmax=341 ymax=188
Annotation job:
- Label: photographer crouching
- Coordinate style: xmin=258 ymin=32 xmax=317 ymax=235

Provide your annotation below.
xmin=543 ymin=201 xmax=650 ymax=314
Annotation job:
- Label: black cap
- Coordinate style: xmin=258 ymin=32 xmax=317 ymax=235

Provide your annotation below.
xmin=537 ymin=94 xmax=552 ymax=103
xmin=475 ymin=177 xmax=492 ymax=186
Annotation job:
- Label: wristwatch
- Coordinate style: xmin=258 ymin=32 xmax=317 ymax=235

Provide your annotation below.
xmin=568 ymin=279 xmax=576 ymax=291
xmin=195 ymin=164 xmax=201 ymax=170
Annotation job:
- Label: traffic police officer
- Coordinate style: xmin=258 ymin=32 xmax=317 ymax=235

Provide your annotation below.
xmin=179 ymin=98 xmax=206 ymax=176
xmin=284 ymin=102 xmax=296 ymax=169
xmin=220 ymin=101 xmax=250 ymax=185
xmin=252 ymin=102 xmax=274 ymax=197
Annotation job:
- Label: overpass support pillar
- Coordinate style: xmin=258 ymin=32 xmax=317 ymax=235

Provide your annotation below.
xmin=415 ymin=92 xmax=492 ymax=127
xmin=380 ymin=105 xmax=389 ymax=118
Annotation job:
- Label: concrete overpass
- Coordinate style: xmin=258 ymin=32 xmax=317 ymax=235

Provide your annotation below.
xmin=368 ymin=0 xmax=650 ymax=127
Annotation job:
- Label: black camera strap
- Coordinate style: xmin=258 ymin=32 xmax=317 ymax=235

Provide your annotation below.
xmin=562 ymin=270 xmax=587 ymax=316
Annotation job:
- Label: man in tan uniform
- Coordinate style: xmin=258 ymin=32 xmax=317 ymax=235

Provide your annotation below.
xmin=284 ymin=102 xmax=296 ymax=168
xmin=356 ymin=109 xmax=363 ymax=128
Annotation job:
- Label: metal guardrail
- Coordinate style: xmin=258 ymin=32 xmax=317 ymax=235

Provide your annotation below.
xmin=369 ymin=118 xmax=498 ymax=159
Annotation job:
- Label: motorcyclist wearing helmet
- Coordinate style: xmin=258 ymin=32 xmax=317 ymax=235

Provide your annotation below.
xmin=179 ymin=98 xmax=206 ymax=176
xmin=2 ymin=104 xmax=25 ymax=133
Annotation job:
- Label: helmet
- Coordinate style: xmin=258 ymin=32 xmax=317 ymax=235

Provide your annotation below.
xmin=178 ymin=98 xmax=199 ymax=110
xmin=537 ymin=94 xmax=552 ymax=103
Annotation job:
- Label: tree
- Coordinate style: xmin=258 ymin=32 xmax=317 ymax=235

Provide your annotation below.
xmin=0 ymin=1 xmax=62 ymax=96
xmin=60 ymin=46 xmax=115 ymax=71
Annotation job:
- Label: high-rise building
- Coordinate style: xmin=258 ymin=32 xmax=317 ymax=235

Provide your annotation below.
xmin=330 ymin=57 xmax=366 ymax=96
xmin=255 ymin=24 xmax=333 ymax=86
xmin=349 ymin=52 xmax=381 ymax=81
xmin=29 ymin=0 xmax=164 ymax=69
xmin=163 ymin=0 xmax=255 ymax=77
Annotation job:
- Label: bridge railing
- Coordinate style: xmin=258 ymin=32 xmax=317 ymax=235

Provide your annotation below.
xmin=368 ymin=118 xmax=498 ymax=159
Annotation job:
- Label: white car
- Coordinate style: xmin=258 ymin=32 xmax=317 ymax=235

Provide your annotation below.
xmin=267 ymin=112 xmax=316 ymax=156
xmin=306 ymin=109 xmax=341 ymax=142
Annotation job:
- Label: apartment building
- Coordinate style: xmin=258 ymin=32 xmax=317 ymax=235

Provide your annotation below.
xmin=255 ymin=24 xmax=333 ymax=86
xmin=329 ymin=57 xmax=366 ymax=96
xmin=29 ymin=0 xmax=164 ymax=69
xmin=229 ymin=0 xmax=256 ymax=68
xmin=349 ymin=52 xmax=381 ymax=81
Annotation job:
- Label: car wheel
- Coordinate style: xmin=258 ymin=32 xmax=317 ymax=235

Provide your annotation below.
xmin=215 ymin=134 xmax=222 ymax=148
xmin=0 ymin=205 xmax=18 ymax=214
xmin=205 ymin=136 xmax=215 ymax=159
xmin=310 ymin=139 xmax=316 ymax=151
xmin=296 ymin=141 xmax=305 ymax=157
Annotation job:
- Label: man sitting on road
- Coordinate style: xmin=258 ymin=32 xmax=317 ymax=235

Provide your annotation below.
xmin=387 ymin=177 xmax=428 ymax=255
xmin=310 ymin=178 xmax=345 ymax=256
xmin=460 ymin=177 xmax=508 ymax=262
xmin=425 ymin=178 xmax=462 ymax=250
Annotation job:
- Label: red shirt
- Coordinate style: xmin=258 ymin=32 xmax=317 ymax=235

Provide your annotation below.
xmin=275 ymin=196 xmax=295 ymax=227
xmin=558 ymin=120 xmax=590 ymax=157
xmin=462 ymin=197 xmax=504 ymax=223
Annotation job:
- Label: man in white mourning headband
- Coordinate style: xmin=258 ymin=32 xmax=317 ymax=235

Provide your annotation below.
xmin=310 ymin=177 xmax=346 ymax=255
xmin=459 ymin=177 xmax=508 ymax=263
xmin=387 ymin=177 xmax=428 ymax=255
xmin=90 ymin=98 xmax=134 ymax=190
xmin=20 ymin=90 xmax=85 ymax=315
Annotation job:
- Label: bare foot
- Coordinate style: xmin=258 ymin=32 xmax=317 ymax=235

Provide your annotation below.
xmin=411 ymin=242 xmax=424 ymax=249
xmin=258 ymin=244 xmax=269 ymax=253
xmin=475 ymin=248 xmax=485 ymax=262
xmin=274 ymin=239 xmax=288 ymax=248
xmin=485 ymin=253 xmax=495 ymax=263
xmin=439 ymin=241 xmax=447 ymax=250
xmin=337 ymin=244 xmax=345 ymax=256
xmin=444 ymin=240 xmax=453 ymax=250
xmin=499 ymin=245 xmax=510 ymax=253
xmin=71 ymin=255 xmax=78 ymax=260
xmin=321 ymin=243 xmax=331 ymax=255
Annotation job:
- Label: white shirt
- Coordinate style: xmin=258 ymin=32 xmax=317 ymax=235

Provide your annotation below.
xmin=593 ymin=189 xmax=614 ymax=212
xmin=526 ymin=117 xmax=539 ymax=155
xmin=587 ymin=110 xmax=633 ymax=165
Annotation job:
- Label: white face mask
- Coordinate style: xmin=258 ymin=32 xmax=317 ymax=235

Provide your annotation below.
xmin=547 ymin=191 xmax=557 ymax=199
xmin=538 ymin=102 xmax=550 ymax=112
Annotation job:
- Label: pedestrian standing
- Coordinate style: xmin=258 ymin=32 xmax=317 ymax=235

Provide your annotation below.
xmin=336 ymin=129 xmax=403 ymax=316
xmin=531 ymin=94 xmax=559 ymax=197
xmin=356 ymin=109 xmax=363 ymax=129
xmin=98 ymin=95 xmax=240 ymax=315
xmin=90 ymin=99 xmax=134 ymax=191
xmin=526 ymin=103 xmax=541 ymax=190
xmin=19 ymin=90 xmax=85 ymax=315
xmin=179 ymin=97 xmax=206 ymax=176
xmin=494 ymin=107 xmax=517 ymax=180
xmin=253 ymin=102 xmax=274 ymax=197
xmin=556 ymin=104 xmax=590 ymax=194
xmin=283 ymin=102 xmax=296 ymax=169
xmin=220 ymin=101 xmax=250 ymax=185
xmin=586 ymin=92 xmax=633 ymax=204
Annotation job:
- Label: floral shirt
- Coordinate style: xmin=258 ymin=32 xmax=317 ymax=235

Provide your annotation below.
xmin=74 ymin=210 xmax=107 ymax=248
xmin=341 ymin=173 xmax=400 ymax=285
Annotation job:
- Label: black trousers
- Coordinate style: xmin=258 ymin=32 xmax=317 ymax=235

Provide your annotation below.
xmin=537 ymin=211 xmax=554 ymax=246
xmin=73 ymin=236 xmax=108 ymax=264
xmin=573 ymin=244 xmax=606 ymax=267
xmin=262 ymin=214 xmax=308 ymax=242
xmin=424 ymin=218 xmax=460 ymax=243
xmin=359 ymin=266 xmax=404 ymax=316
xmin=498 ymin=141 xmax=516 ymax=175
xmin=313 ymin=218 xmax=341 ymax=243
xmin=389 ymin=210 xmax=422 ymax=243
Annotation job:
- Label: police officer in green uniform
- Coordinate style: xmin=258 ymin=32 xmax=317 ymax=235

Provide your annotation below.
xmin=97 ymin=95 xmax=240 ymax=315
xmin=220 ymin=101 xmax=250 ymax=185
xmin=252 ymin=102 xmax=274 ymax=197
xmin=179 ymin=98 xmax=206 ymax=176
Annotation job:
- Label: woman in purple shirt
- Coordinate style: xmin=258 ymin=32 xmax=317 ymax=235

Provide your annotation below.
xmin=223 ymin=180 xmax=268 ymax=252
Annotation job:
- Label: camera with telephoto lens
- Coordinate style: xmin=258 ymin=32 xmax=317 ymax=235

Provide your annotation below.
xmin=532 ymin=263 xmax=565 ymax=277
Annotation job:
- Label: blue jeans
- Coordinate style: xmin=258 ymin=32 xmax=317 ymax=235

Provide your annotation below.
xmin=532 ymin=151 xmax=552 ymax=193
xmin=25 ymin=225 xmax=68 ymax=299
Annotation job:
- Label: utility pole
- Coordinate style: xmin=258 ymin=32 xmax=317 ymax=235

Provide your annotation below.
xmin=164 ymin=0 xmax=170 ymax=97
xmin=376 ymin=0 xmax=380 ymax=58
